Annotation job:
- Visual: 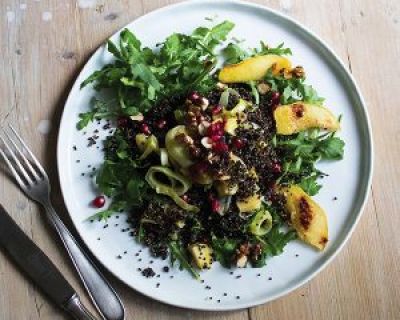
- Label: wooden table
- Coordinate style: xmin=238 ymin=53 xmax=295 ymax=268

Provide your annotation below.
xmin=1 ymin=0 xmax=399 ymax=319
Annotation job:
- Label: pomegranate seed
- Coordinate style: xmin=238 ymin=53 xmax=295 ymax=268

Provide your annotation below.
xmin=211 ymin=198 xmax=220 ymax=213
xmin=207 ymin=121 xmax=224 ymax=137
xmin=211 ymin=105 xmax=222 ymax=115
xmin=212 ymin=140 xmax=229 ymax=154
xmin=270 ymin=91 xmax=281 ymax=106
xmin=211 ymin=135 xmax=222 ymax=142
xmin=140 ymin=123 xmax=151 ymax=135
xmin=92 ymin=195 xmax=105 ymax=208
xmin=117 ymin=117 xmax=129 ymax=128
xmin=188 ymin=91 xmax=202 ymax=104
xmin=155 ymin=119 xmax=167 ymax=129
xmin=232 ymin=137 xmax=246 ymax=149
xmin=272 ymin=162 xmax=282 ymax=173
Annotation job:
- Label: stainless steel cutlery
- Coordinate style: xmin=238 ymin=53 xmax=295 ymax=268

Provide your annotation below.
xmin=0 ymin=125 xmax=125 ymax=320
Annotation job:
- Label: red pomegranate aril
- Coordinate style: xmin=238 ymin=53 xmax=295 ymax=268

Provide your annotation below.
xmin=272 ymin=162 xmax=282 ymax=173
xmin=211 ymin=105 xmax=222 ymax=115
xmin=211 ymin=198 xmax=220 ymax=213
xmin=117 ymin=117 xmax=129 ymax=128
xmin=232 ymin=137 xmax=245 ymax=149
xmin=188 ymin=91 xmax=201 ymax=103
xmin=211 ymin=135 xmax=222 ymax=142
xmin=270 ymin=91 xmax=281 ymax=106
xmin=207 ymin=121 xmax=224 ymax=137
xmin=212 ymin=140 xmax=229 ymax=154
xmin=155 ymin=119 xmax=167 ymax=129
xmin=140 ymin=123 xmax=151 ymax=135
xmin=92 ymin=195 xmax=105 ymax=208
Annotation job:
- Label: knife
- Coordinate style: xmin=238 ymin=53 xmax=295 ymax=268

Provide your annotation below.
xmin=0 ymin=204 xmax=98 ymax=320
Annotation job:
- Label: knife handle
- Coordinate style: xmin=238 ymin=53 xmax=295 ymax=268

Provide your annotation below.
xmin=64 ymin=294 xmax=98 ymax=320
xmin=0 ymin=205 xmax=75 ymax=305
xmin=44 ymin=203 xmax=125 ymax=320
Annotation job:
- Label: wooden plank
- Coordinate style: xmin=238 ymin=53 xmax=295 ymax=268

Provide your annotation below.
xmin=338 ymin=0 xmax=400 ymax=318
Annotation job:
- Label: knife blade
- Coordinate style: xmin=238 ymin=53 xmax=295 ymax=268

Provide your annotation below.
xmin=0 ymin=204 xmax=97 ymax=320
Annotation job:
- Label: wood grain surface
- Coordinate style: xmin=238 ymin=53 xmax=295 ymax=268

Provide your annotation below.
xmin=1 ymin=0 xmax=399 ymax=319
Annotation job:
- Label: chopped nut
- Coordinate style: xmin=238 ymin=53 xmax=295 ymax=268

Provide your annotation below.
xmin=236 ymin=254 xmax=248 ymax=268
xmin=201 ymin=137 xmax=213 ymax=149
xmin=281 ymin=68 xmax=292 ymax=79
xmin=216 ymin=174 xmax=231 ymax=181
xmin=198 ymin=120 xmax=211 ymax=135
xmin=200 ymin=97 xmax=209 ymax=111
xmin=257 ymin=82 xmax=270 ymax=94
xmin=238 ymin=243 xmax=251 ymax=255
xmin=130 ymin=113 xmax=144 ymax=121
xmin=291 ymin=65 xmax=305 ymax=78
xmin=251 ymin=243 xmax=262 ymax=262
xmin=216 ymin=82 xmax=228 ymax=90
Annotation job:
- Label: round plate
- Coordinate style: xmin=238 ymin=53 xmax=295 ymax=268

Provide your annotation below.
xmin=57 ymin=0 xmax=373 ymax=311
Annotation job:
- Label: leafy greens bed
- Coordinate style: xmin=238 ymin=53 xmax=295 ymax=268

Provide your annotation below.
xmin=78 ymin=20 xmax=344 ymax=278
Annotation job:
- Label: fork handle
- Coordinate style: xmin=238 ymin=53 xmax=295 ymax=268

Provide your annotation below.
xmin=44 ymin=204 xmax=125 ymax=320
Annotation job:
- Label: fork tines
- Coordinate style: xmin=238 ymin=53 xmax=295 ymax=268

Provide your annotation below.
xmin=0 ymin=125 xmax=47 ymax=189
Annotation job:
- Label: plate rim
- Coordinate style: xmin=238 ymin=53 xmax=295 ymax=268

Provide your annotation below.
xmin=57 ymin=0 xmax=374 ymax=311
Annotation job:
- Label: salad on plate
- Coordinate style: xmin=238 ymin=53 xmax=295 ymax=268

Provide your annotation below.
xmin=78 ymin=20 xmax=344 ymax=279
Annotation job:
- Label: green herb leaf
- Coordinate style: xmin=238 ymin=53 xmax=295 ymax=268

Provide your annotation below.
xmin=277 ymin=130 xmax=344 ymax=193
xmin=211 ymin=237 xmax=238 ymax=268
xmin=298 ymin=176 xmax=322 ymax=196
xmin=222 ymin=43 xmax=249 ymax=64
xmin=263 ymin=226 xmax=297 ymax=256
xmin=169 ymin=241 xmax=200 ymax=279
xmin=317 ymin=136 xmax=345 ymax=160
xmin=256 ymin=42 xmax=292 ymax=56
xmin=77 ymin=99 xmax=119 ymax=130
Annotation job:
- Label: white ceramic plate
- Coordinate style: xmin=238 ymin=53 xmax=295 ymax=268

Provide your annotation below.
xmin=57 ymin=0 xmax=373 ymax=311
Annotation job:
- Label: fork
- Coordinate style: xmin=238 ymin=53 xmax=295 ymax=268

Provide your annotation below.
xmin=0 ymin=125 xmax=125 ymax=320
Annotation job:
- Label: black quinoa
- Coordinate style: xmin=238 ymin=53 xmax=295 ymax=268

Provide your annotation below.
xmin=141 ymin=267 xmax=156 ymax=278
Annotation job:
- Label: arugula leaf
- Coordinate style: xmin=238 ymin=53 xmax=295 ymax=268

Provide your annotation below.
xmin=222 ymin=41 xmax=291 ymax=65
xmin=193 ymin=21 xmax=234 ymax=50
xmin=298 ymin=175 xmax=322 ymax=196
xmin=255 ymin=42 xmax=292 ymax=56
xmin=211 ymin=237 xmax=238 ymax=268
xmin=263 ymin=226 xmax=297 ymax=256
xmin=131 ymin=63 xmax=161 ymax=91
xmin=77 ymin=99 xmax=119 ymax=130
xmin=222 ymin=43 xmax=249 ymax=64
xmin=120 ymin=28 xmax=141 ymax=51
xmin=107 ymin=40 xmax=123 ymax=60
xmin=77 ymin=112 xmax=94 ymax=130
xmin=317 ymin=136 xmax=345 ymax=160
xmin=86 ymin=200 xmax=127 ymax=222
xmin=264 ymin=70 xmax=324 ymax=105
xmin=277 ymin=130 xmax=344 ymax=194
xmin=79 ymin=22 xmax=233 ymax=127
xmin=169 ymin=241 xmax=200 ymax=279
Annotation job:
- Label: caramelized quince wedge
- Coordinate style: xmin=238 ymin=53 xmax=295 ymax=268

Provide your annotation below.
xmin=274 ymin=103 xmax=339 ymax=135
xmin=282 ymin=185 xmax=328 ymax=250
xmin=219 ymin=54 xmax=291 ymax=83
